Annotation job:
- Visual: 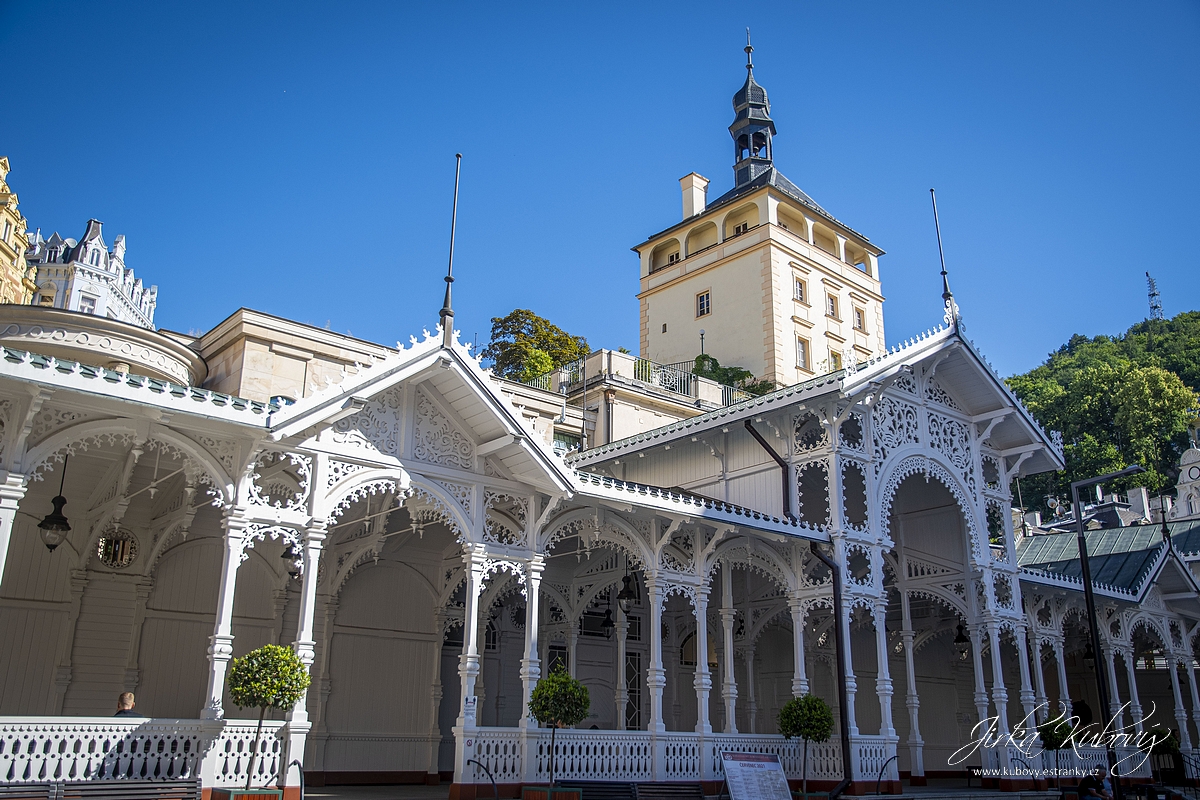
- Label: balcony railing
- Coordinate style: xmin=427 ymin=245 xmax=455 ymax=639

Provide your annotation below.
xmin=520 ymin=352 xmax=754 ymax=410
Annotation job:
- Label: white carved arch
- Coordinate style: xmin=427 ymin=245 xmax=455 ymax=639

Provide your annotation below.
xmin=707 ymin=537 xmax=794 ymax=594
xmin=23 ymin=420 xmax=236 ymax=504
xmin=322 ymin=466 xmax=410 ymax=522
xmin=542 ymin=508 xmax=652 ymax=571
xmin=879 ymin=452 xmax=981 ymax=563
xmin=905 ymin=585 xmax=967 ymax=620
xmin=748 ymin=602 xmax=790 ymax=647
xmin=335 ymin=558 xmax=439 ymax=605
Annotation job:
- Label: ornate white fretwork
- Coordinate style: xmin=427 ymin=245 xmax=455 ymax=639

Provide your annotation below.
xmin=248 ymin=450 xmax=312 ymax=511
xmin=412 ymin=390 xmax=474 ymax=469
xmin=330 ymin=384 xmax=404 ymax=456
xmin=326 ymin=459 xmax=368 ymax=491
xmin=871 ymin=395 xmax=919 ymax=471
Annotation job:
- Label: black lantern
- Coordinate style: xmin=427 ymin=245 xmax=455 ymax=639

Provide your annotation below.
xmin=38 ymin=455 xmax=71 ymax=552
xmin=601 ymin=608 xmax=615 ymax=639
xmin=953 ymin=623 xmax=970 ymax=660
xmin=282 ymin=545 xmax=301 ymax=580
xmin=617 ymin=573 xmax=637 ymax=615
xmin=1084 ymin=641 xmax=1096 ymax=669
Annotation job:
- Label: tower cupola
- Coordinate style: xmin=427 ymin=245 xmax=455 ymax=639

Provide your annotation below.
xmin=729 ymin=34 xmax=776 ymax=188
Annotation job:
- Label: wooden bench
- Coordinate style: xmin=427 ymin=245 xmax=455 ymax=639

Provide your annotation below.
xmin=60 ymin=780 xmax=200 ymax=799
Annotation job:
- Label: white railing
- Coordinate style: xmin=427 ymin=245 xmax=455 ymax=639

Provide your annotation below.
xmin=660 ymin=733 xmax=702 ymax=780
xmin=207 ymin=720 xmax=287 ymax=788
xmin=470 ymin=728 xmax=524 ymax=784
xmin=532 ymin=728 xmax=654 ymax=783
xmin=0 ymin=717 xmax=215 ymax=783
xmin=708 ymin=734 xmax=843 ymax=780
xmin=851 ymin=735 xmax=893 ymax=781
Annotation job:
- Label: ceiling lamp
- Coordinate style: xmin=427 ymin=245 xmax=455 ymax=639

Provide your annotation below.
xmin=953 ymin=623 xmax=970 ymax=660
xmin=38 ymin=455 xmax=72 ymax=552
xmin=617 ymin=573 xmax=637 ymax=615
xmin=601 ymin=608 xmax=615 ymax=639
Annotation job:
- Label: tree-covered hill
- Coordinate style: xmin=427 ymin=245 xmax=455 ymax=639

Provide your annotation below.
xmin=1006 ymin=311 xmax=1200 ymax=500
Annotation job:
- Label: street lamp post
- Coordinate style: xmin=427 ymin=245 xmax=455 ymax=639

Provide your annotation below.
xmin=1071 ymin=464 xmax=1145 ymax=800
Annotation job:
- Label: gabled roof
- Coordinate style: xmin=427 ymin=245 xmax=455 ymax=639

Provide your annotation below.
xmin=1018 ymin=518 xmax=1200 ymax=614
xmin=571 ymin=320 xmax=1063 ymax=477
xmin=268 ymin=327 xmax=577 ymax=493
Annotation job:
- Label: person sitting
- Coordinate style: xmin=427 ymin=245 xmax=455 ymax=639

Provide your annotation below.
xmin=114 ymin=692 xmax=144 ymax=717
xmin=1079 ymin=766 xmax=1112 ymax=800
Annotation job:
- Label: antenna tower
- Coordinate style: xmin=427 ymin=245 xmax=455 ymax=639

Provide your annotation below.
xmin=1146 ymin=272 xmax=1164 ymax=321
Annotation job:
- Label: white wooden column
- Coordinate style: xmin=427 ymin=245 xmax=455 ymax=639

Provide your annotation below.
xmin=745 ymin=645 xmax=758 ymax=734
xmin=202 ymin=509 xmax=249 ymax=720
xmin=1053 ymin=639 xmax=1072 ymax=717
xmin=1031 ymin=638 xmax=1049 ymax=722
xmin=615 ymin=602 xmax=629 ymax=729
xmin=0 ymin=475 xmax=27 ymax=591
xmin=899 ymin=593 xmax=923 ymax=780
xmin=987 ymin=622 xmax=1010 ymax=735
xmin=843 ymin=607 xmax=859 ymax=736
xmin=566 ymin=621 xmax=580 ymax=678
xmin=646 ymin=575 xmax=666 ymax=734
xmin=428 ymin=609 xmax=447 ymax=780
xmin=519 ymin=557 xmax=544 ymax=730
xmin=969 ymin=625 xmax=990 ymax=732
xmin=873 ymin=601 xmax=896 ymax=737
xmin=694 ymin=587 xmax=713 ymax=735
xmin=453 ymin=549 xmax=487 ymax=783
xmin=789 ymin=597 xmax=808 ymax=697
xmin=1123 ymin=648 xmax=1143 ymax=733
xmin=1186 ymin=660 xmax=1200 ymax=749
xmin=1170 ymin=660 xmax=1192 ymax=751
xmin=1015 ymin=626 xmax=1037 ymax=725
xmin=283 ymin=521 xmax=327 ymax=788
xmin=720 ymin=568 xmax=738 ymax=734
xmin=1105 ymin=646 xmax=1124 ymax=723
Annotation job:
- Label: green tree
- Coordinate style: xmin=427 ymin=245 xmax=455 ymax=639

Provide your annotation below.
xmin=692 ymin=355 xmax=777 ymax=397
xmin=227 ymin=644 xmax=312 ymax=790
xmin=778 ymin=694 xmax=834 ymax=794
xmin=1008 ymin=312 xmax=1199 ymax=501
xmin=527 ymin=665 xmax=590 ymax=786
xmin=482 ymin=309 xmax=588 ymax=381
xmin=1036 ymin=717 xmax=1074 ymax=788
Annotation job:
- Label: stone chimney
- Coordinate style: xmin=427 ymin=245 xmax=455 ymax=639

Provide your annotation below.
xmin=680 ymin=173 xmax=709 ymax=220
xmin=1126 ymin=486 xmax=1151 ymax=521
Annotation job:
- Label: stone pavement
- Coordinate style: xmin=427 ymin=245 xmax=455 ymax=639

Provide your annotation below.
xmin=304 ymin=786 xmax=452 ymax=800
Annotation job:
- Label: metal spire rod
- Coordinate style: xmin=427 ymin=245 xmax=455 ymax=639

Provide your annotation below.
xmin=744 ymin=28 xmax=754 ymax=71
xmin=929 ymin=188 xmax=951 ymax=302
xmin=440 ymin=153 xmax=463 ymax=347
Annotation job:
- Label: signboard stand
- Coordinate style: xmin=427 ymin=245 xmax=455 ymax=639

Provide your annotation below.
xmin=721 ymin=751 xmax=793 ymax=800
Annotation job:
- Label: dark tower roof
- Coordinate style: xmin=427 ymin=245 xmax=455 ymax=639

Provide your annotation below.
xmin=729 ymin=35 xmax=776 ymax=188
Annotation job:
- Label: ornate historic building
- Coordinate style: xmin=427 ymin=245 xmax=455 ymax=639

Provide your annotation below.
xmin=0 ymin=157 xmax=36 ymax=306
xmin=0 ymin=47 xmax=1197 ymax=800
xmin=26 ymin=219 xmax=158 ymax=328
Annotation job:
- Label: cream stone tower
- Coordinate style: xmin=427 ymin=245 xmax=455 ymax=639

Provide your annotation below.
xmin=0 ymin=157 xmax=35 ymax=305
xmin=635 ymin=42 xmax=886 ymax=387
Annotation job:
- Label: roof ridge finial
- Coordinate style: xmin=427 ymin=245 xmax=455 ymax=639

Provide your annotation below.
xmin=439 ymin=153 xmax=463 ymax=348
xmin=929 ymin=188 xmax=960 ymax=329
xmin=745 ymin=28 xmax=754 ymax=72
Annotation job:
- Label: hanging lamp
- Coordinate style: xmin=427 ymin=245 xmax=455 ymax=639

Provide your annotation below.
xmin=38 ymin=455 xmax=72 ymax=552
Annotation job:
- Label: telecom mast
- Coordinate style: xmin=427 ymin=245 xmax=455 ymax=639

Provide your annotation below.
xmin=1146 ymin=272 xmax=1164 ymax=320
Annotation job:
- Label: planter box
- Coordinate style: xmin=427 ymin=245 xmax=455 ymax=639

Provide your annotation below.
xmin=521 ymin=789 xmax=582 ymax=800
xmin=211 ymin=790 xmax=283 ymax=800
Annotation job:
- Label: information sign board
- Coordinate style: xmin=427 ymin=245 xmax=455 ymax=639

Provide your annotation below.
xmin=721 ymin=751 xmax=792 ymax=800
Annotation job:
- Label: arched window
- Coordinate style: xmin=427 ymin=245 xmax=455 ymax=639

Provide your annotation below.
xmin=89 ymin=250 xmax=101 ymax=266
xmin=679 ymin=631 xmax=718 ymax=668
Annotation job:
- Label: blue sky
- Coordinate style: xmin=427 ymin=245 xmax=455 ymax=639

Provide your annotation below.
xmin=4 ymin=1 xmax=1197 ymax=377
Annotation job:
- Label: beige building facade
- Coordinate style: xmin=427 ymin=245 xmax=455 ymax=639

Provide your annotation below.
xmin=0 ymin=157 xmax=35 ymax=306
xmin=635 ymin=51 xmax=885 ymax=387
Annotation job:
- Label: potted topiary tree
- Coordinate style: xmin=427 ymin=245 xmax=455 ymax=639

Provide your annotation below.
xmin=223 ymin=643 xmax=311 ymax=798
xmin=525 ymin=665 xmax=589 ymax=800
xmin=778 ymin=694 xmax=834 ymax=798
xmin=1036 ymin=717 xmax=1074 ymax=790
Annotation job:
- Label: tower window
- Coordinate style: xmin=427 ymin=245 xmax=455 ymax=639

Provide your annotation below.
xmin=853 ymin=307 xmax=866 ymax=331
xmin=38 ymin=294 xmax=54 ymax=306
xmin=829 ymin=350 xmax=843 ymax=371
xmin=825 ymin=294 xmax=839 ymax=320
xmin=1 ymin=221 xmax=10 ymax=242
xmin=733 ymin=222 xmax=749 ymax=236
xmin=796 ymin=337 xmax=810 ymax=371
xmin=794 ymin=277 xmax=807 ymax=304
xmin=79 ymin=295 xmax=98 ymax=315
xmin=696 ymin=291 xmax=711 ymax=318
xmin=89 ymin=250 xmax=100 ymax=266
xmin=668 ymin=252 xmax=680 ymax=265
